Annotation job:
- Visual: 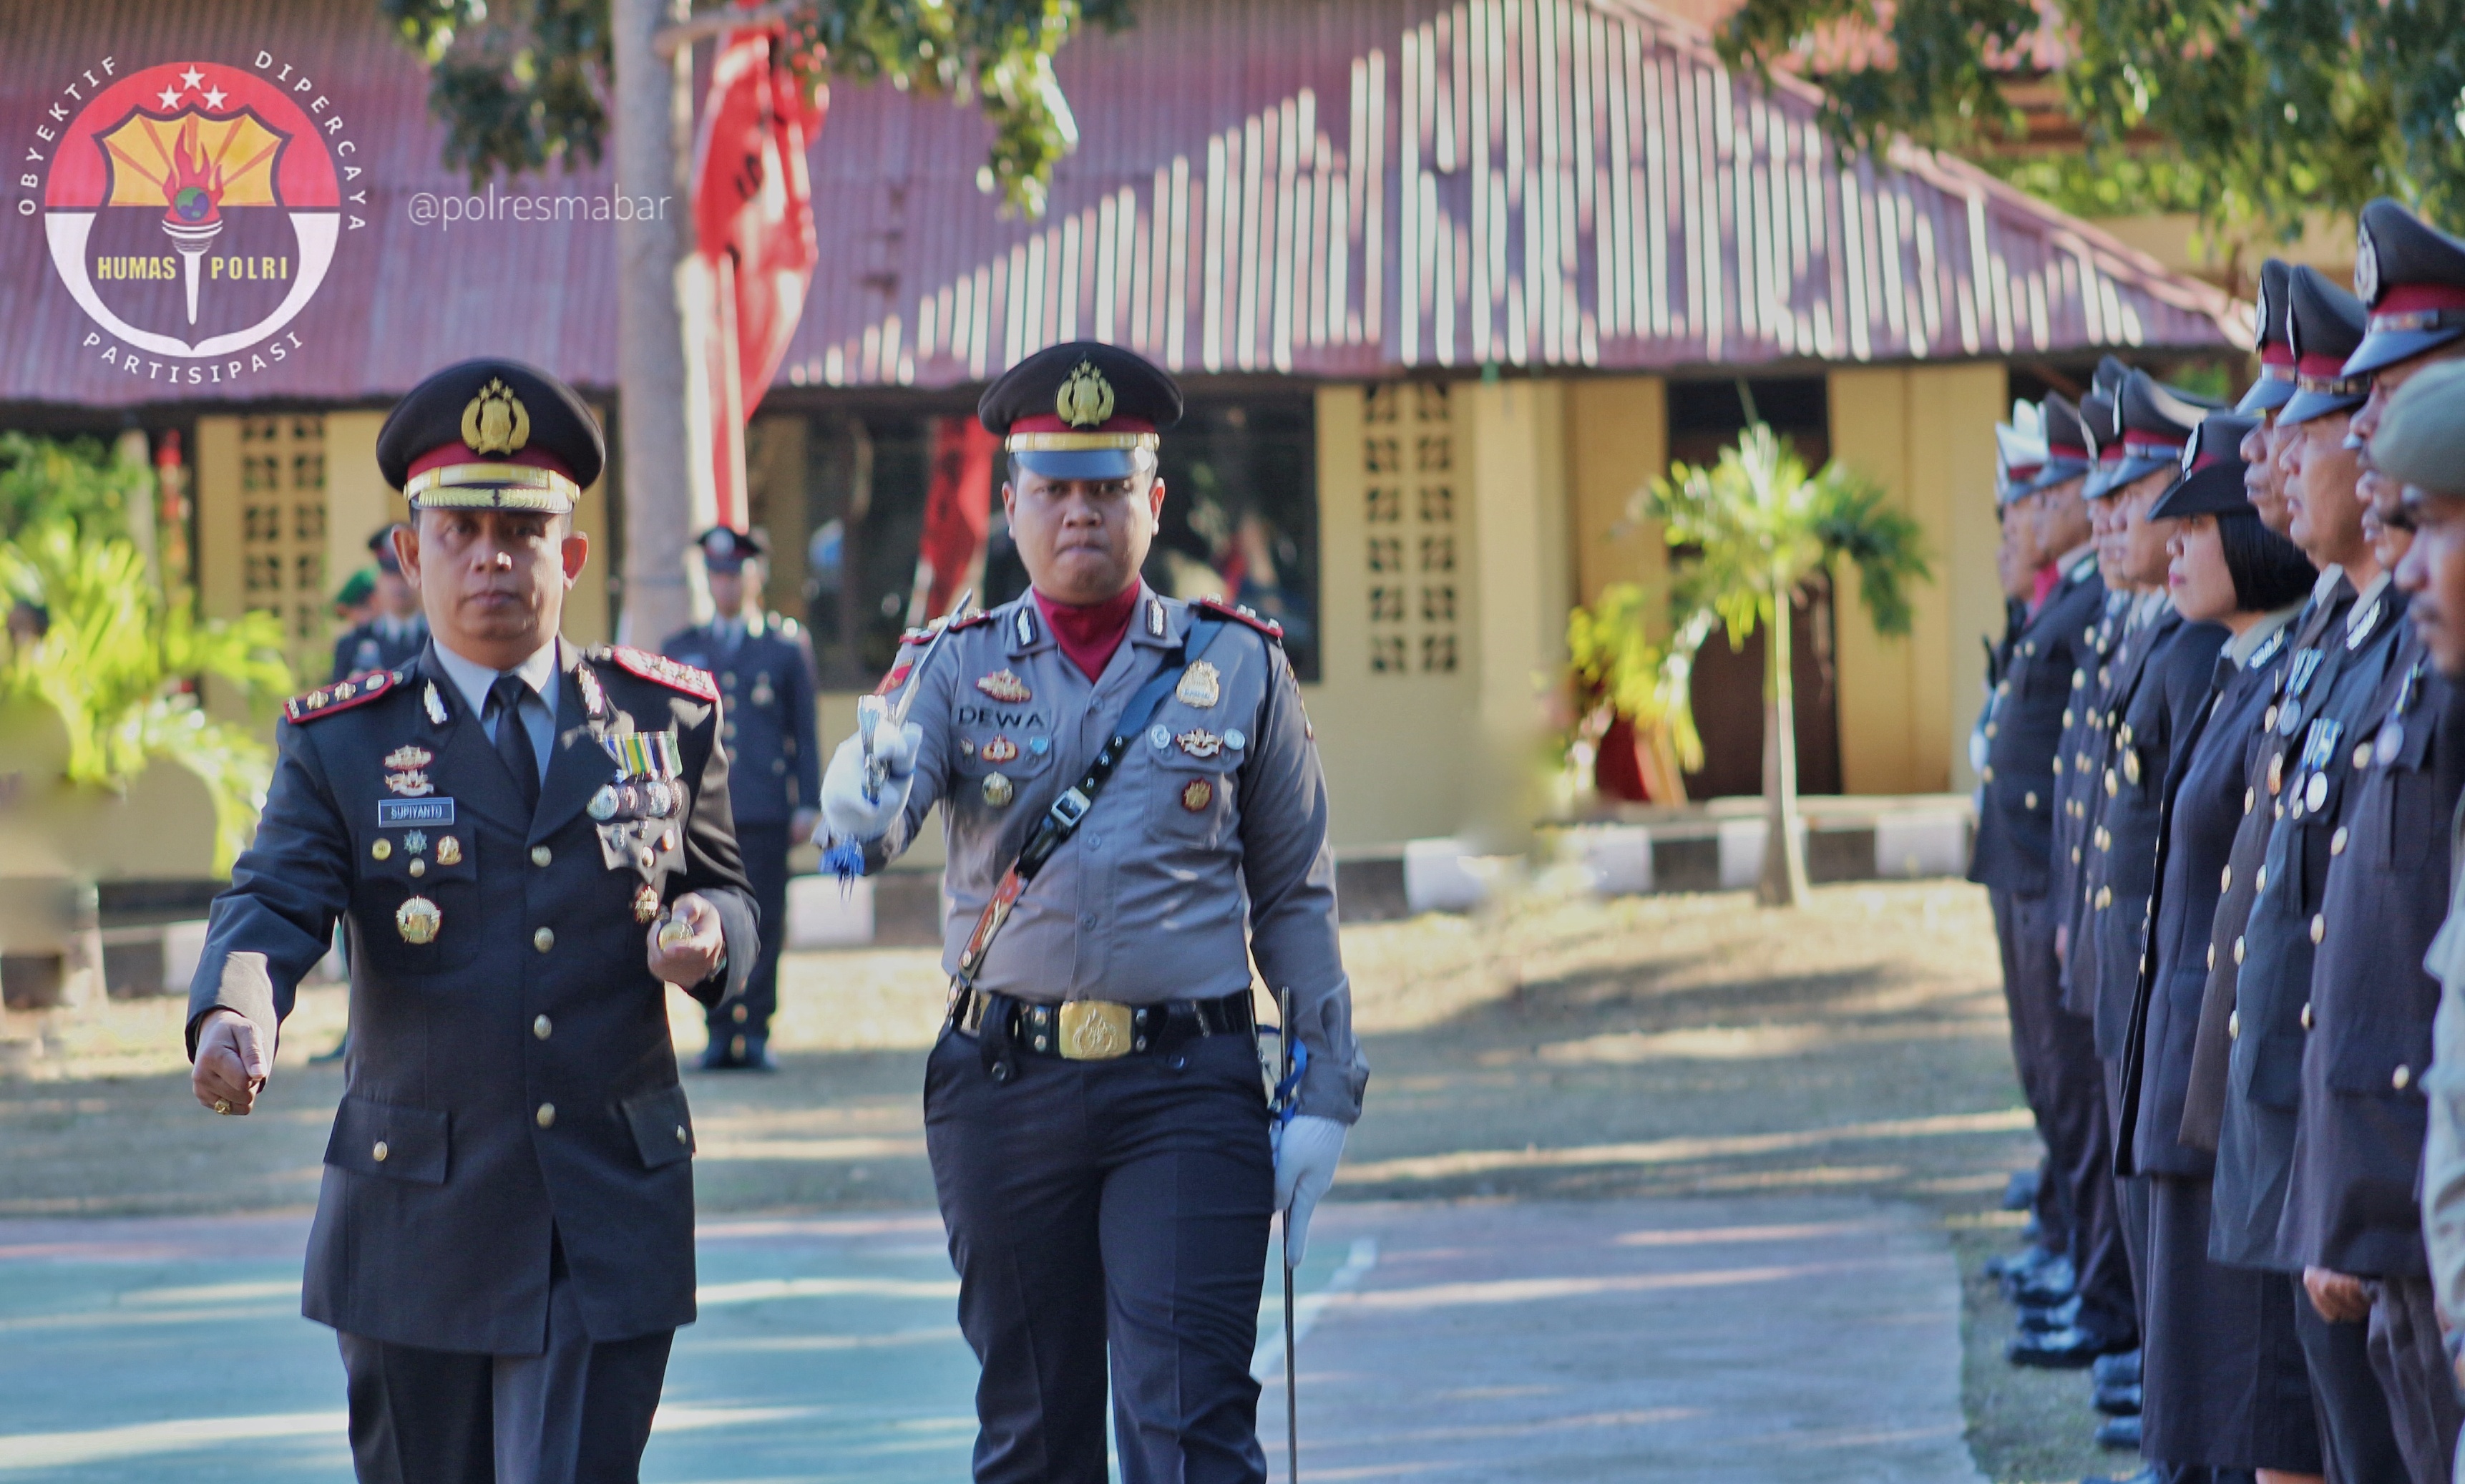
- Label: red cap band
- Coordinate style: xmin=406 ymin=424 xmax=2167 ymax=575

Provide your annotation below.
xmin=406 ymin=442 xmax=577 ymax=484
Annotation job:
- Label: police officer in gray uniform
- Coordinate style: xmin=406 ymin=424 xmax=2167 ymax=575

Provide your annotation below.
xmin=821 ymin=341 xmax=1366 ymax=1484
xmin=664 ymin=526 xmax=821 ymax=1070
xmin=186 ymin=358 xmax=758 ymax=1484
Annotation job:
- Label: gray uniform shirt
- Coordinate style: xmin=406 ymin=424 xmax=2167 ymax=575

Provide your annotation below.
xmin=2418 ymin=801 xmax=2465 ymax=1329
xmin=864 ymin=585 xmax=1367 ymax=1123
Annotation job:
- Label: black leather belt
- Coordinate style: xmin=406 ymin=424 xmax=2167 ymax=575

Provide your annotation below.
xmin=947 ymin=987 xmax=1254 ymax=1060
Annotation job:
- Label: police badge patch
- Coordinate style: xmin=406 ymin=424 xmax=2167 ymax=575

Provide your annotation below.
xmin=977 ymin=670 xmax=1033 ymax=703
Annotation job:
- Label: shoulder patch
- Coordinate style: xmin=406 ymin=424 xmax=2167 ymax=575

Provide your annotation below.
xmin=1195 ymin=596 xmax=1284 ymax=642
xmin=604 ymin=645 xmax=721 ymax=701
xmin=284 ymin=668 xmax=405 ymax=724
xmin=897 ymin=608 xmax=996 ymax=649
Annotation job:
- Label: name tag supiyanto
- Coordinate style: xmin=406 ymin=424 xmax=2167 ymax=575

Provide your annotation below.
xmin=379 ymin=799 xmax=457 ymax=827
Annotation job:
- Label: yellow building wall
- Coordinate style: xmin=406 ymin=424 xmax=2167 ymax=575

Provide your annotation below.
xmin=324 ymin=411 xmax=392 ymax=612
xmin=1826 ymin=364 xmax=2006 ymax=795
xmin=1566 ymin=376 xmax=1669 ymax=605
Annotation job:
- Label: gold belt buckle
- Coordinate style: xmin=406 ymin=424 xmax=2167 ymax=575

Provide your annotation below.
xmin=1057 ymin=1000 xmax=1136 ymax=1060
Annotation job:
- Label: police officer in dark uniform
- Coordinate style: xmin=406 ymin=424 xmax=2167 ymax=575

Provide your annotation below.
xmin=2209 ymin=264 xmax=2411 ymax=1484
xmin=1976 ymin=389 xmax=2132 ymax=1368
xmin=663 ymin=526 xmax=821 ymax=1070
xmin=186 ymin=358 xmax=758 ymax=1484
xmin=820 ymin=341 xmax=1367 ymax=1484
xmin=2290 ymin=196 xmax=2465 ymax=1483
xmin=2117 ymin=411 xmax=2323 ymax=1483
xmin=331 ymin=524 xmax=429 ymax=681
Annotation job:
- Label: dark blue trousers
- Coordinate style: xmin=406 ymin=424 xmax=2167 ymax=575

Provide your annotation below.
xmin=708 ymin=820 xmax=789 ymax=1048
xmin=925 ymin=1019 xmax=1276 ymax=1484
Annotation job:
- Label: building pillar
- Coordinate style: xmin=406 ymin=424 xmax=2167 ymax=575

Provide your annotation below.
xmin=1825 ymin=363 xmax=2005 ymax=795
xmin=1463 ymin=376 xmax=1571 ymax=851
xmin=1566 ymin=376 xmax=1668 ymax=605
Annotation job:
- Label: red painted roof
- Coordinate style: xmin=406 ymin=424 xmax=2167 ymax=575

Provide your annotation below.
xmin=0 ymin=0 xmax=2242 ymax=410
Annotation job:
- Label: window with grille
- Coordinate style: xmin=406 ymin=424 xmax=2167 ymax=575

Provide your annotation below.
xmin=1362 ymin=381 xmax=1460 ymax=675
xmin=239 ymin=414 xmax=328 ymax=680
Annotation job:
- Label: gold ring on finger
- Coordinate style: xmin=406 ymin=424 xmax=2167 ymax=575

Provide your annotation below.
xmin=213 ymin=1099 xmax=232 ymax=1116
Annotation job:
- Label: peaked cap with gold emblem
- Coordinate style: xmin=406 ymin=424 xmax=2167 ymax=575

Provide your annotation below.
xmin=978 ymin=340 xmax=1183 ymax=479
xmin=376 ymin=358 xmax=605 ymax=514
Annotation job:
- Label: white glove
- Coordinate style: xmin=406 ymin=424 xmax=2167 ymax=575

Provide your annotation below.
xmin=819 ymin=723 xmax=922 ymax=843
xmin=1272 ymin=1114 xmax=1347 ymax=1269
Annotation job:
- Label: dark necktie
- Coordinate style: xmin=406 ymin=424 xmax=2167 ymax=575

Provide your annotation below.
xmin=489 ymin=673 xmax=541 ymax=815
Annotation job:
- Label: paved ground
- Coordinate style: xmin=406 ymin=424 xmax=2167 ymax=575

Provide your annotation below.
xmin=0 ymin=1195 xmax=1981 ymax=1484
xmin=0 ymin=882 xmax=2102 ymax=1480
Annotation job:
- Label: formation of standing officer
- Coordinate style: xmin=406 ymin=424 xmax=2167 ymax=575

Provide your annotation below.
xmin=1975 ymin=196 xmax=2465 ymax=1484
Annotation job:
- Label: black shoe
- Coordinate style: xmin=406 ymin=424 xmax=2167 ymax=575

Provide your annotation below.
xmin=2091 ymin=1349 xmax=2142 ymax=1387
xmin=2019 ymin=1295 xmax=2084 ymax=1334
xmin=2094 ymin=1381 xmax=2142 ymax=1416
xmin=2007 ymin=1325 xmax=2134 ymax=1369
xmin=2091 ymin=1414 xmax=2141 ymax=1450
xmin=2008 ymin=1254 xmax=2079 ymax=1307
xmin=2004 ymin=1168 xmax=2042 ymax=1211
xmin=311 ymin=1034 xmax=349 ymax=1065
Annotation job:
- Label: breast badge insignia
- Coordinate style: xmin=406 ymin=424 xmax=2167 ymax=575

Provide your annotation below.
xmin=977 ymin=670 xmax=1033 ymax=703
xmin=1176 ymin=661 xmax=1221 ymax=708
xmin=1181 ymin=779 xmax=1214 ymax=812
xmin=396 ymin=896 xmax=441 ymax=944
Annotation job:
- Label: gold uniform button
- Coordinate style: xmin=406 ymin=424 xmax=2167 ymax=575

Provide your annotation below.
xmin=2243 ymin=787 xmax=2255 ymax=814
xmin=2220 ymin=865 xmax=2232 ymax=892
xmin=675 ymin=1125 xmax=690 ymax=1147
xmin=2256 ymin=867 xmax=2268 ymax=893
xmin=2310 ymin=914 xmax=2325 ymax=945
xmin=1988 ymin=722 xmax=2001 ymax=738
xmin=533 ymin=1015 xmax=552 ymax=1040
xmin=534 ymin=927 xmax=555 ymax=953
xmin=1983 ymin=766 xmax=1996 ymax=784
xmin=531 ymin=846 xmax=552 ymax=867
xmin=536 ymin=1103 xmax=557 ymax=1129
xmin=2208 ymin=943 xmax=2217 ymax=970
xmin=409 ymin=859 xmax=426 ymax=878
xmin=2105 ymin=770 xmax=2119 ymax=797
xmin=2072 ymin=847 xmax=2083 ymax=864
xmin=371 ymin=839 xmax=392 ymax=861
xmin=372 ymin=1141 xmax=389 ymax=1162
xmin=2230 ymin=1010 xmax=2241 ymax=1039
xmin=2235 ymin=936 xmax=2246 ymax=965
xmin=2301 ymin=1002 xmax=2313 ymax=1030
xmin=2396 ymin=1065 xmax=2414 ymax=1091
xmin=2025 ymin=791 xmax=2039 ymax=809
xmin=2330 ymin=827 xmax=2348 ymax=856
xmin=2096 ymin=887 xmax=2112 ymax=909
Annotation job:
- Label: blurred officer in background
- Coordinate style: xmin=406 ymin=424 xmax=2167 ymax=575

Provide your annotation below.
xmin=664 ymin=527 xmax=821 ymax=1071
xmin=332 ymin=523 xmax=428 ymax=682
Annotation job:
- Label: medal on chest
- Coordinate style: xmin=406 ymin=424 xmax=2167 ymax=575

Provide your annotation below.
xmin=592 ymin=727 xmax=687 ymax=919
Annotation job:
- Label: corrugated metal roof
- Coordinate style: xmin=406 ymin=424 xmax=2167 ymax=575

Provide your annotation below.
xmin=0 ymin=0 xmax=2242 ymax=410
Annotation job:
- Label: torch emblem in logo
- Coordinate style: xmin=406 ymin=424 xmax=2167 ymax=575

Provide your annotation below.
xmin=41 ymin=62 xmax=341 ymax=358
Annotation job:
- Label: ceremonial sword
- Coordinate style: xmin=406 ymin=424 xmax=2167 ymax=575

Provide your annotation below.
xmin=1279 ymin=985 xmax=1300 ymax=1483
xmin=856 ymin=588 xmax=974 ymax=804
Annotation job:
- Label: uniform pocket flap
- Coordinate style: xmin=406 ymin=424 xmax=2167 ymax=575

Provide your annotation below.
xmin=623 ymin=1084 xmax=695 ymax=1169
xmin=324 ymin=1095 xmax=449 ymax=1184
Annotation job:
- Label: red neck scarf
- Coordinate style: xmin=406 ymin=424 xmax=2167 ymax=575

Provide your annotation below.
xmin=1033 ymin=583 xmax=1142 ymax=681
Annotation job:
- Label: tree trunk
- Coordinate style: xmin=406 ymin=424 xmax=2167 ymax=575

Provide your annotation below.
xmin=1758 ymin=574 xmax=1811 ymax=907
xmin=611 ymin=0 xmax=701 ymax=645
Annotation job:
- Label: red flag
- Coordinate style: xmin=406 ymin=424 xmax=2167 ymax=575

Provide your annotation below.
xmin=688 ymin=17 xmax=825 ymax=529
xmin=907 ymin=416 xmax=1000 ymax=625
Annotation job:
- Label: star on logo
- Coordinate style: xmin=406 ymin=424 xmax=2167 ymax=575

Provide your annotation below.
xmin=179 ymin=66 xmax=205 ymax=89
xmin=155 ymin=84 xmax=181 ymax=109
xmin=200 ymin=85 xmax=228 ymax=109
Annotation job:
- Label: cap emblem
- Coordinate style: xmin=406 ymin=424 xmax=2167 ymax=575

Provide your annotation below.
xmin=1056 ymin=360 xmax=1116 ymax=429
xmin=2356 ymin=222 xmax=2381 ymax=307
xmin=461 ymin=378 xmax=532 ymax=455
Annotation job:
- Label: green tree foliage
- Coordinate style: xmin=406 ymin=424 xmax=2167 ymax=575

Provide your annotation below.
xmin=381 ymin=0 xmax=1133 ymax=215
xmin=0 ymin=432 xmax=150 ymax=542
xmin=1717 ymin=0 xmax=2465 ymax=238
xmin=0 ymin=438 xmax=292 ymax=871
xmin=1637 ymin=423 xmax=1928 ymax=903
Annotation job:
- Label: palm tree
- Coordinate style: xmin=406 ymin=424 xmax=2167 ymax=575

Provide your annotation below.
xmin=1638 ymin=419 xmax=1929 ymax=907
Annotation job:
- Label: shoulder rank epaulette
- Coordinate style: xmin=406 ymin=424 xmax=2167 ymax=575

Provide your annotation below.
xmin=596 ymin=645 xmax=720 ymax=701
xmin=898 ymin=608 xmax=997 ymax=648
xmin=1196 ymin=596 xmax=1284 ymax=641
xmin=283 ymin=668 xmax=404 ymax=724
